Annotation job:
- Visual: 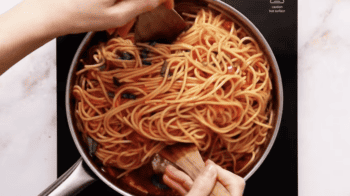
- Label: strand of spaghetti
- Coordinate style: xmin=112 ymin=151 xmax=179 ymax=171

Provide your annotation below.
xmin=159 ymin=105 xmax=194 ymax=142
xmin=83 ymin=118 xmax=102 ymax=134
xmin=141 ymin=142 xmax=165 ymax=162
xmin=74 ymin=86 xmax=103 ymax=116
xmin=162 ymin=76 xmax=242 ymax=103
xmin=130 ymin=104 xmax=148 ymax=132
xmin=72 ymin=9 xmax=274 ymax=177
xmin=189 ymin=110 xmax=243 ymax=134
xmin=95 ymin=75 xmax=113 ymax=105
xmin=138 ymin=117 xmax=168 ymax=141
xmin=136 ymin=43 xmax=172 ymax=58
xmin=175 ymin=59 xmax=188 ymax=100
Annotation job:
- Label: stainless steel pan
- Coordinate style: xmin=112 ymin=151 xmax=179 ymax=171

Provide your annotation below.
xmin=39 ymin=0 xmax=283 ymax=195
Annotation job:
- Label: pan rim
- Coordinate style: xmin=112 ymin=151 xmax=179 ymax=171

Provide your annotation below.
xmin=65 ymin=0 xmax=283 ymax=195
xmin=65 ymin=31 xmax=133 ymax=195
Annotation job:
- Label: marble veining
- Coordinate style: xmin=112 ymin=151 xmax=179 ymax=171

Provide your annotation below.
xmin=1 ymin=0 xmax=350 ymax=195
xmin=298 ymin=0 xmax=350 ymax=196
xmin=0 ymin=26 xmax=57 ymax=196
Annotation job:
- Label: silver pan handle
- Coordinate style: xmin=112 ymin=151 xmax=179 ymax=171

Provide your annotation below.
xmin=38 ymin=158 xmax=97 ymax=196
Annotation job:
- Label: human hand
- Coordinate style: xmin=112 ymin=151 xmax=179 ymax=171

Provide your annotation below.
xmin=163 ymin=160 xmax=245 ymax=196
xmin=0 ymin=0 xmax=173 ymax=71
xmin=21 ymin=0 xmax=173 ymax=36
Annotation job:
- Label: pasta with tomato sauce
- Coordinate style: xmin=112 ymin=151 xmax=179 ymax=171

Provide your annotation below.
xmin=73 ymin=8 xmax=273 ymax=195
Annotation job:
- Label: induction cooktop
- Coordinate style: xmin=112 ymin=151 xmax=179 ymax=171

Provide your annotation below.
xmin=57 ymin=0 xmax=297 ymax=195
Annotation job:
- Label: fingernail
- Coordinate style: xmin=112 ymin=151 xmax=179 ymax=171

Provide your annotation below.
xmin=183 ymin=180 xmax=192 ymax=190
xmin=203 ymin=163 xmax=216 ymax=178
xmin=206 ymin=159 xmax=214 ymax=165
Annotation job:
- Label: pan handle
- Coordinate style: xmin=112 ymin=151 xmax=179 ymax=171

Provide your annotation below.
xmin=38 ymin=157 xmax=97 ymax=196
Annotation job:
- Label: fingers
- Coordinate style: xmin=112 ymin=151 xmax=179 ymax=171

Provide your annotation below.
xmin=56 ymin=0 xmax=174 ymax=35
xmin=105 ymin=0 xmax=173 ymax=30
xmin=116 ymin=18 xmax=136 ymax=37
xmin=163 ymin=160 xmax=245 ymax=196
xmin=163 ymin=174 xmax=188 ymax=195
xmin=164 ymin=165 xmax=193 ymax=191
xmin=186 ymin=161 xmax=218 ymax=196
xmin=106 ymin=1 xmax=146 ymax=27
xmin=207 ymin=160 xmax=246 ymax=196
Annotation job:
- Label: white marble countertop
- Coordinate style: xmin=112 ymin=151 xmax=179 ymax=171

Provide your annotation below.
xmin=0 ymin=2 xmax=57 ymax=196
xmin=1 ymin=0 xmax=350 ymax=195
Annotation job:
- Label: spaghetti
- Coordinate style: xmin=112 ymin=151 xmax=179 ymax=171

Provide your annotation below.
xmin=73 ymin=9 xmax=273 ymax=179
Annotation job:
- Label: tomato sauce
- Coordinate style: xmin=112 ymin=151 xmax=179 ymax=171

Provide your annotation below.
xmin=102 ymin=162 xmax=179 ymax=196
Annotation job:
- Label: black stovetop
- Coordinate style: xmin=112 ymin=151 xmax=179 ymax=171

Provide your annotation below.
xmin=57 ymin=0 xmax=297 ymax=195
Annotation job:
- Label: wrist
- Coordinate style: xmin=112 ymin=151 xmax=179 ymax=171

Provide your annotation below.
xmin=0 ymin=1 xmax=60 ymax=68
xmin=16 ymin=0 xmax=74 ymax=38
xmin=10 ymin=1 xmax=59 ymax=39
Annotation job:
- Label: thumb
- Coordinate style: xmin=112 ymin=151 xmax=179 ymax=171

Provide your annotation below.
xmin=186 ymin=162 xmax=218 ymax=196
xmin=106 ymin=0 xmax=173 ymax=36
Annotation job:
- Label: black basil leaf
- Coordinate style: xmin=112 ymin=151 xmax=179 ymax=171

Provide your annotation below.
xmin=149 ymin=41 xmax=157 ymax=46
xmin=129 ymin=94 xmax=136 ymax=100
xmin=122 ymin=93 xmax=136 ymax=100
xmin=142 ymin=48 xmax=150 ymax=54
xmin=141 ymin=52 xmax=148 ymax=59
xmin=113 ymin=77 xmax=121 ymax=87
xmin=99 ymin=65 xmax=106 ymax=71
xmin=151 ymin=174 xmax=170 ymax=190
xmin=122 ymin=52 xmax=132 ymax=60
xmin=87 ymin=136 xmax=98 ymax=157
xmin=108 ymin=92 xmax=115 ymax=98
xmin=142 ymin=60 xmax=152 ymax=66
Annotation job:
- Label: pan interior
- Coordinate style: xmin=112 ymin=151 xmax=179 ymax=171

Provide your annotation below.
xmin=65 ymin=0 xmax=283 ymax=195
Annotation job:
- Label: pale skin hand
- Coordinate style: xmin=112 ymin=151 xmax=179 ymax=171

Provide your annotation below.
xmin=163 ymin=160 xmax=246 ymax=196
xmin=0 ymin=0 xmax=171 ymax=75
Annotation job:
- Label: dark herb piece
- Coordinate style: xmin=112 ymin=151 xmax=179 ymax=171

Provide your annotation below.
xmin=140 ymin=48 xmax=150 ymax=59
xmin=141 ymin=52 xmax=148 ymax=59
xmin=129 ymin=94 xmax=136 ymax=100
xmin=142 ymin=60 xmax=152 ymax=66
xmin=87 ymin=136 xmax=98 ymax=157
xmin=122 ymin=93 xmax=136 ymax=100
xmin=232 ymin=134 xmax=241 ymax=139
xmin=151 ymin=174 xmax=170 ymax=190
xmin=91 ymin=79 xmax=99 ymax=86
xmin=108 ymin=92 xmax=115 ymax=98
xmin=99 ymin=65 xmax=106 ymax=71
xmin=142 ymin=48 xmax=150 ymax=54
xmin=123 ymin=52 xmax=132 ymax=60
xmin=112 ymin=77 xmax=122 ymax=87
xmin=118 ymin=52 xmax=133 ymax=60
xmin=77 ymin=61 xmax=85 ymax=71
xmin=149 ymin=41 xmax=157 ymax=46
xmin=160 ymin=61 xmax=168 ymax=77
